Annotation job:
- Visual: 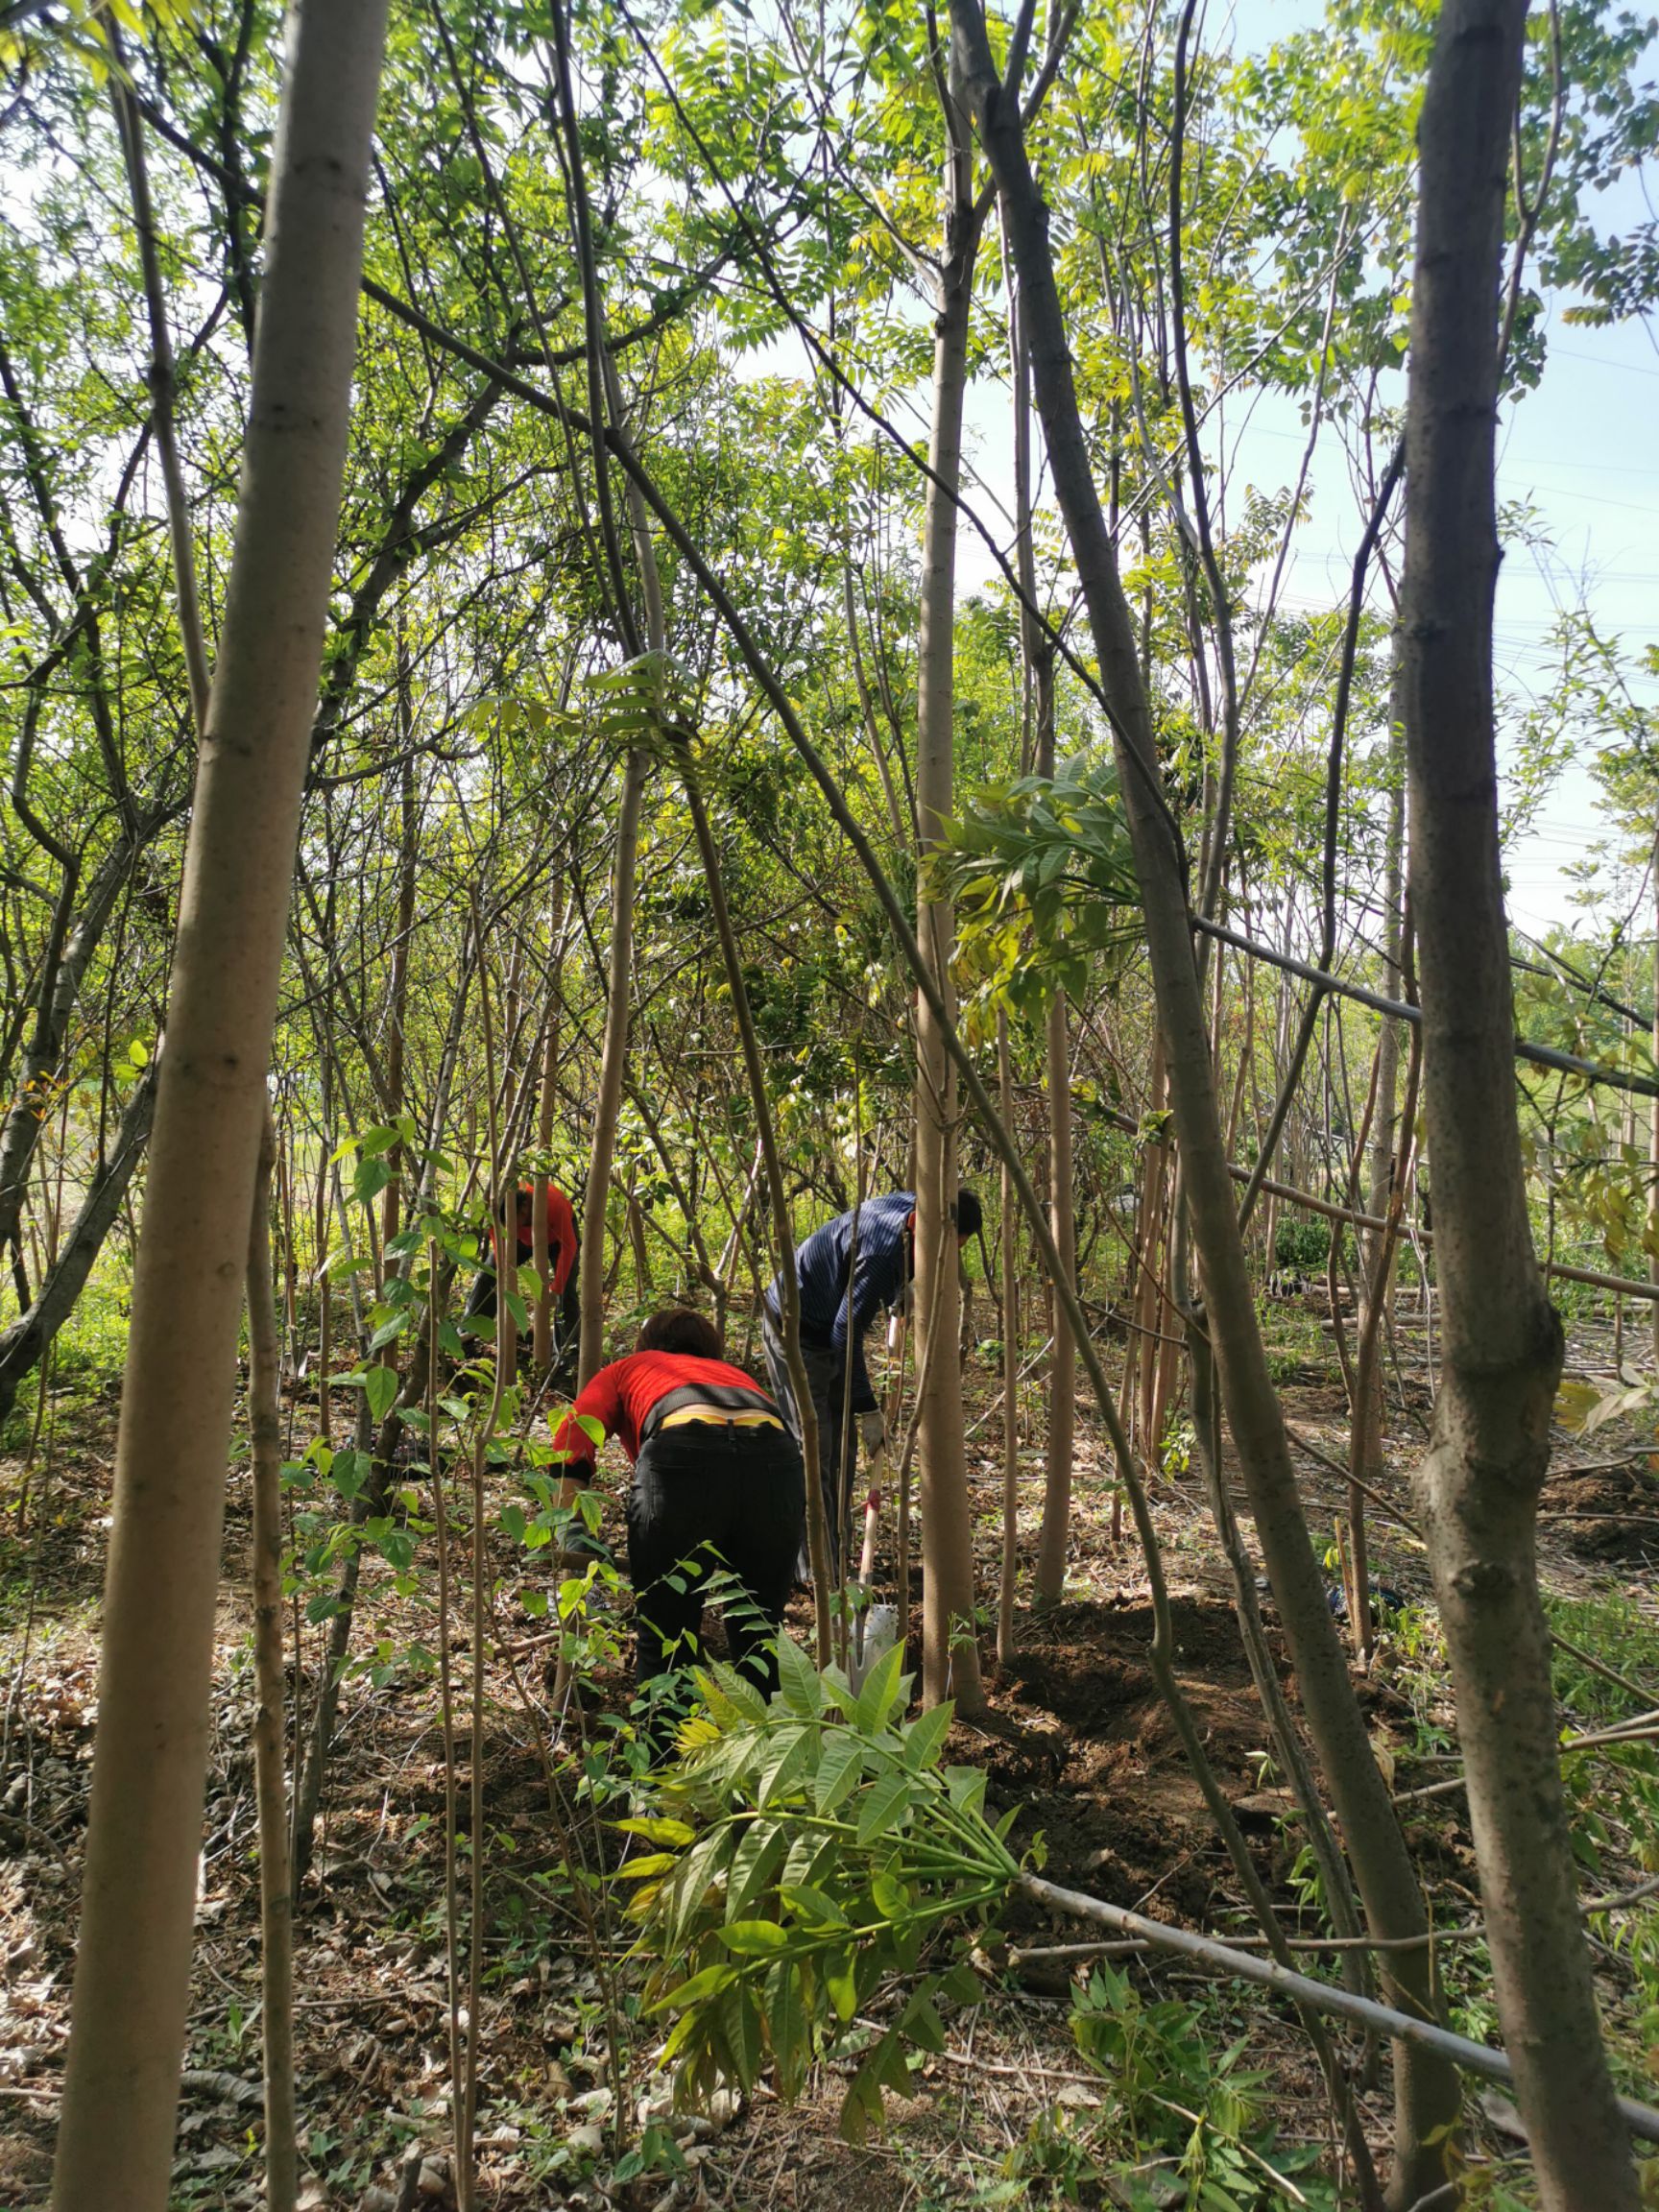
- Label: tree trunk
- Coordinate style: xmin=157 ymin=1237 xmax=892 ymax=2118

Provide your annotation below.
xmin=247 ymin=1114 xmax=297 ymax=2212
xmin=997 ymin=1012 xmax=1020 ymax=1666
xmin=949 ymin=8 xmax=1458 ymax=2196
xmin=1004 ymin=232 xmax=1076 ymax=1605
xmin=1035 ymin=828 xmax=1075 ymax=1601
xmin=51 ymin=10 xmax=388 ymax=2202
xmin=380 ymin=710 xmax=418 ymax=1254
xmin=578 ymin=754 xmax=646 ymax=1387
xmin=913 ymin=38 xmax=985 ymax=1713
xmin=1649 ymin=821 xmax=1658 ymax=1363
xmin=0 ymin=1060 xmax=157 ymax=1423
xmin=532 ymin=888 xmax=569 ymax=1376
xmin=1401 ymin=3 xmax=1638 ymax=2202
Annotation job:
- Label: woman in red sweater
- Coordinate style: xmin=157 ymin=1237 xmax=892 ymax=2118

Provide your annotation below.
xmin=551 ymin=1308 xmax=805 ymax=1702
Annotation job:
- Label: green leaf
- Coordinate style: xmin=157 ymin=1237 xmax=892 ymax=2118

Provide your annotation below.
xmin=774 ymin=1632 xmax=823 ymax=1717
xmin=824 ymin=1946 xmax=857 ymax=2024
xmin=854 ymin=1765 xmax=916 ymax=1846
xmin=359 ymin=1363 xmax=398 ymax=1421
xmin=853 ymin=1641 xmax=908 ymax=1732
xmin=902 ymin=1699 xmax=954 ymax=1771
xmin=615 ymin=1815 xmax=697 ymax=1848
xmin=719 ymin=1918 xmax=788 ymax=1956
xmin=766 ymin=1959 xmax=809 ymax=2101
xmin=718 ymin=1984 xmax=763 ymax=2092
xmin=757 ymin=1724 xmax=815 ymax=1806
xmin=728 ymin=1821 xmax=786 ymax=1920
xmin=815 ymin=1727 xmax=867 ymax=1814
xmin=613 ymin=1852 xmax=682 ymax=1882
xmin=779 ymin=1883 xmax=847 ymax=1931
xmin=654 ymin=1960 xmax=738 ymax=2011
xmin=870 ymin=1869 xmax=910 ymax=1920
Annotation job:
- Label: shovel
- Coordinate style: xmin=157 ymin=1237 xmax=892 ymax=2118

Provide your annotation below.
xmin=846 ymin=1456 xmax=898 ymax=1695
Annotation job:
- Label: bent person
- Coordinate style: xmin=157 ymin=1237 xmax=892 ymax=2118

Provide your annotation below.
xmin=762 ymin=1187 xmax=982 ymax=1572
xmin=550 ymin=1308 xmax=805 ymax=1712
xmin=466 ymin=1178 xmax=581 ymax=1384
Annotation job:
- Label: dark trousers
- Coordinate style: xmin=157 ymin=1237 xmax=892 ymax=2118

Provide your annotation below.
xmin=760 ymin=1310 xmax=853 ymax=1576
xmin=626 ymin=1421 xmax=805 ymax=1700
xmin=465 ymin=1264 xmax=580 ymax=1387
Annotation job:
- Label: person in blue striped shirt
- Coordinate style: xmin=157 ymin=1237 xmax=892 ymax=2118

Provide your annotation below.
xmin=762 ymin=1188 xmax=982 ymax=1575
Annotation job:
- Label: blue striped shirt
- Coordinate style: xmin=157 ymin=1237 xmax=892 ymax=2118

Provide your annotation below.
xmin=767 ymin=1192 xmax=915 ymax=1413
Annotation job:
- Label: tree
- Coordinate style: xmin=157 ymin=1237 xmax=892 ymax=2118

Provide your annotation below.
xmin=1401 ymin=1 xmax=1639 ymax=2201
xmin=947 ymin=0 xmax=1460 ymax=2195
xmin=51 ymin=6 xmax=390 ymax=2202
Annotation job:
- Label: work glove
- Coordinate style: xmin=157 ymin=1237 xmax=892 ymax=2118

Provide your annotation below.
xmin=858 ymin=1409 xmax=887 ymax=1458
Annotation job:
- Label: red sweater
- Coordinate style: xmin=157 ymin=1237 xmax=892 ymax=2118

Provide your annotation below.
xmin=492 ymin=1183 xmax=578 ymax=1293
xmin=552 ymin=1351 xmax=778 ymax=1470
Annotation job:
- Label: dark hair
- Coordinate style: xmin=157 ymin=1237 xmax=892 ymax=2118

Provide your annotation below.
xmin=952 ymin=1189 xmax=983 ymax=1239
xmin=637 ymin=1307 xmax=723 ymax=1359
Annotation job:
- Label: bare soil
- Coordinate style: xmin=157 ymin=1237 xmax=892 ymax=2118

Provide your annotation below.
xmin=1 ymin=1323 xmax=1654 ymax=2209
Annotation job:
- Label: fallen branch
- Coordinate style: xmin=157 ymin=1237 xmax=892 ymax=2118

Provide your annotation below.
xmin=1019 ymin=1871 xmax=1659 ymax=2144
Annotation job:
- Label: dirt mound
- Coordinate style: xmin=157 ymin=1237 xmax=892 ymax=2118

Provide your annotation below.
xmin=940 ymin=1594 xmax=1284 ymax=1920
xmin=1543 ymin=1455 xmax=1659 ymax=1563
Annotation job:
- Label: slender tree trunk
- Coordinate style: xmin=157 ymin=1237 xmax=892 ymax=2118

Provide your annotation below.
xmin=1354 ymin=713 xmax=1407 ymax=1628
xmin=0 ymin=1060 xmax=157 ymax=1422
xmin=949 ymin=9 xmax=1458 ymax=2195
xmin=913 ymin=48 xmax=985 ymax=1713
xmin=579 ymin=757 xmax=645 ymax=1386
xmin=51 ymin=12 xmax=388 ymax=2202
xmin=997 ymin=1013 xmax=1020 ymax=1666
xmin=247 ymin=1113 xmax=297 ymax=2212
xmin=533 ymin=888 xmax=569 ymax=1376
xmin=1035 ymin=822 xmax=1075 ymax=1598
xmin=1402 ymin=3 xmax=1637 ymax=2201
xmin=380 ymin=717 xmax=417 ymax=1253
xmin=1649 ymin=822 xmax=1658 ymax=1362
xmin=1004 ymin=236 xmax=1077 ymax=1605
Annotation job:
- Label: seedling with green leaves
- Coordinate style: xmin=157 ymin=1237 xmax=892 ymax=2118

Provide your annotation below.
xmin=621 ymin=1637 xmax=1019 ymax=2141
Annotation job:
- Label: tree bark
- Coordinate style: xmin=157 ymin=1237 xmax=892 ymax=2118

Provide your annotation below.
xmin=1004 ymin=228 xmax=1075 ymax=1604
xmin=913 ymin=39 xmax=985 ymax=1713
xmin=1401 ymin=3 xmax=1638 ymax=2202
xmin=247 ymin=1114 xmax=297 ymax=2212
xmin=947 ymin=7 xmax=1458 ymax=2196
xmin=997 ymin=1012 xmax=1020 ymax=1666
xmin=51 ymin=10 xmax=388 ymax=2202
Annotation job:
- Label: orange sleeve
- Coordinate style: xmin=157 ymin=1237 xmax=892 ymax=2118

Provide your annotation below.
xmin=550 ymin=1361 xmax=617 ymax=1472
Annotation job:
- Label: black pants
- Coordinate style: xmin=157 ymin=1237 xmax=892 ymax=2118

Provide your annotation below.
xmin=626 ymin=1421 xmax=805 ymax=1702
xmin=465 ymin=1264 xmax=580 ymax=1386
xmin=760 ymin=1309 xmax=853 ymax=1576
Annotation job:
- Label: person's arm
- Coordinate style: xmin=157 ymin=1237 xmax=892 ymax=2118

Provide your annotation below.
xmin=837 ymin=1213 xmax=906 ymax=1415
xmin=551 ymin=1364 xmax=620 ymax=1492
xmin=551 ymin=1368 xmax=620 ymax=1564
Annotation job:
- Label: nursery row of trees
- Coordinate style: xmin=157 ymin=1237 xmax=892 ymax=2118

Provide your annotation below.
xmin=2 ymin=0 xmax=1658 ymax=2204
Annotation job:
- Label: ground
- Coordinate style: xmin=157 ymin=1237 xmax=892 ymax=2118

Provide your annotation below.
xmin=1 ymin=1290 xmax=1656 ymax=2210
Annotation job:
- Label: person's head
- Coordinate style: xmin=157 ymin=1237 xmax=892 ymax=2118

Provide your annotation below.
xmin=636 ymin=1306 xmax=723 ymax=1359
xmin=515 ymin=1185 xmax=537 ymax=1227
xmin=952 ymin=1189 xmax=983 ymax=1242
